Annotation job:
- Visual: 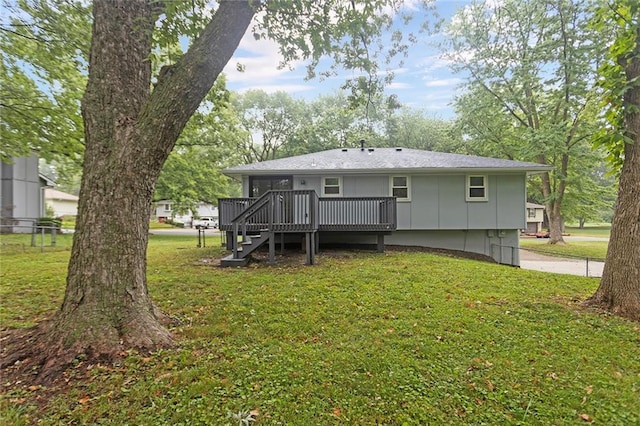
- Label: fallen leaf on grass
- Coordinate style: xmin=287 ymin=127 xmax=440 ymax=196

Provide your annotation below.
xmin=585 ymin=385 xmax=593 ymax=394
xmin=78 ymin=396 xmax=90 ymax=405
xmin=579 ymin=413 xmax=592 ymax=422
xmin=332 ymin=407 xmax=342 ymax=417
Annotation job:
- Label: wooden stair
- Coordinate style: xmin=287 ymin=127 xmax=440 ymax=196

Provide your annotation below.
xmin=220 ymin=232 xmax=270 ymax=267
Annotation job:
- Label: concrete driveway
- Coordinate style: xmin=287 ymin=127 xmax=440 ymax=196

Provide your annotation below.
xmin=519 ymin=235 xmax=607 ymax=277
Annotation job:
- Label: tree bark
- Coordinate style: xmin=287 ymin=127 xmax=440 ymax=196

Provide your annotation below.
xmin=539 ymin=169 xmax=566 ymax=244
xmin=1 ymin=0 xmax=255 ymax=381
xmin=585 ymin=25 xmax=640 ymax=322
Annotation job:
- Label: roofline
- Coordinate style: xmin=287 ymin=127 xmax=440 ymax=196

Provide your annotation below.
xmin=223 ymin=166 xmax=552 ymax=178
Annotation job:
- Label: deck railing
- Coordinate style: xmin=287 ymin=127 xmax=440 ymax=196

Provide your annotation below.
xmin=318 ymin=197 xmax=396 ymax=231
xmin=219 ymin=192 xmax=396 ymax=233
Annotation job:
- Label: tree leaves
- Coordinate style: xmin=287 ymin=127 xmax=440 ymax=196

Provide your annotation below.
xmin=592 ymin=0 xmax=640 ymax=172
xmin=0 ymin=0 xmax=90 ymax=162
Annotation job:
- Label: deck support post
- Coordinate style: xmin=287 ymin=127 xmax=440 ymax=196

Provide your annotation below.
xmin=268 ymin=231 xmax=275 ymax=264
xmin=377 ymin=233 xmax=385 ymax=253
xmin=225 ymin=231 xmax=233 ymax=250
xmin=305 ymin=232 xmax=315 ymax=265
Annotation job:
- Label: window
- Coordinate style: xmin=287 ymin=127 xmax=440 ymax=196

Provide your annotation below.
xmin=164 ymin=203 xmax=171 ymax=211
xmin=528 ymin=208 xmax=536 ymax=218
xmin=466 ymin=175 xmax=488 ymax=201
xmin=248 ymin=175 xmax=293 ymax=197
xmin=390 ymin=176 xmax=410 ymax=201
xmin=322 ymin=177 xmax=342 ymax=196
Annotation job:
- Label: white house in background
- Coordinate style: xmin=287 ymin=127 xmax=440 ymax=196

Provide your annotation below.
xmin=525 ymin=202 xmax=546 ymax=233
xmin=44 ymin=188 xmax=79 ymax=217
xmin=153 ymin=200 xmax=218 ymax=227
xmin=1 ymin=155 xmax=54 ymax=233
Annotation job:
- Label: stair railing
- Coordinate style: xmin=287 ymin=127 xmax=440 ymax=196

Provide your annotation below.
xmin=230 ymin=191 xmax=273 ymax=258
xmin=229 ymin=190 xmax=319 ymax=259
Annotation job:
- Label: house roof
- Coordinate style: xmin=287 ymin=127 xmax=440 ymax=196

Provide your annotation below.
xmin=526 ymin=202 xmax=546 ymax=209
xmin=39 ymin=173 xmax=56 ymax=187
xmin=223 ymin=147 xmax=553 ymax=178
xmin=44 ymin=188 xmax=79 ymax=202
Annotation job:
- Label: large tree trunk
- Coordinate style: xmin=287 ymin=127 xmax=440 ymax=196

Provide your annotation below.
xmin=539 ymin=170 xmax=566 ymax=244
xmin=585 ymin=25 xmax=640 ymax=322
xmin=1 ymin=0 xmax=255 ymax=381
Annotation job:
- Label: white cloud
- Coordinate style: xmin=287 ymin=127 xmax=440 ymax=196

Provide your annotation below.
xmin=235 ymin=84 xmax=314 ymax=95
xmin=223 ymin=29 xmax=306 ymax=87
xmin=416 ymin=54 xmax=453 ymax=73
xmin=423 ymin=77 xmax=462 ymax=88
xmin=388 ymin=82 xmax=414 ymax=90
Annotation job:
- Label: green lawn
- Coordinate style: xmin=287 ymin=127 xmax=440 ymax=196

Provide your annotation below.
xmin=519 ymin=239 xmax=609 ymax=261
xmin=564 ymin=224 xmax=611 ymax=238
xmin=1 ymin=236 xmax=638 ymax=425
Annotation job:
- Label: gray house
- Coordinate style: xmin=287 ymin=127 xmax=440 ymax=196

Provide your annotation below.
xmin=219 ymin=147 xmax=551 ymax=266
xmin=1 ymin=155 xmax=53 ymax=233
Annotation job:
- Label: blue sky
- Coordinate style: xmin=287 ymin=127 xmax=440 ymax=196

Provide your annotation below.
xmin=222 ymin=0 xmax=472 ymax=120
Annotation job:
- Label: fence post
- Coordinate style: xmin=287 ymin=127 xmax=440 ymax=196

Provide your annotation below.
xmin=586 ymin=257 xmax=589 ymax=277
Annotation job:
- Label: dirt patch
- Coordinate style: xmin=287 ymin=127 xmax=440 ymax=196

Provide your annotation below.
xmin=216 ymin=244 xmax=497 ymax=268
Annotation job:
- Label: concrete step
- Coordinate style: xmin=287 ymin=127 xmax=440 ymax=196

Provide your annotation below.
xmin=220 ymin=255 xmax=250 ymax=267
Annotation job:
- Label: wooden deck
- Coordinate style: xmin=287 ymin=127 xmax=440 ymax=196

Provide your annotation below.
xmin=219 ymin=192 xmax=396 ymax=233
xmin=218 ymin=190 xmax=397 ymax=266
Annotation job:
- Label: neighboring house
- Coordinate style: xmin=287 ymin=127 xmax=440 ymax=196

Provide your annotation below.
xmin=153 ymin=200 xmax=218 ymax=227
xmin=219 ymin=146 xmax=551 ymax=266
xmin=525 ymin=202 xmax=546 ymax=234
xmin=1 ymin=155 xmax=53 ymax=233
xmin=44 ymin=188 xmax=79 ymax=217
xmin=154 ymin=200 xmax=174 ymax=222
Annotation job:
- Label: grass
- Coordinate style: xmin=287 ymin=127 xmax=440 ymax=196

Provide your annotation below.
xmin=149 ymin=221 xmax=178 ymax=230
xmin=564 ymin=224 xmax=611 ymax=238
xmin=1 ymin=236 xmax=638 ymax=425
xmin=519 ymin=239 xmax=609 ymax=261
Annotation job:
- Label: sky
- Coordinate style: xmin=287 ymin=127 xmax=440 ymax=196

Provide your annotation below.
xmin=222 ymin=0 xmax=472 ymax=120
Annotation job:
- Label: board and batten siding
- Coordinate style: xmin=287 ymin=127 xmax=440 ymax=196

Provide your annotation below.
xmin=246 ymin=173 xmax=526 ymax=231
xmin=407 ymin=174 xmax=526 ymax=230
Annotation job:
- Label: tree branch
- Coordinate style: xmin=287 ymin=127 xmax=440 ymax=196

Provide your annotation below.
xmin=137 ymin=1 xmax=256 ymax=161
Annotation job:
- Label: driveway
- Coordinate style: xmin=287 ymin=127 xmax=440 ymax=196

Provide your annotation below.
xmin=519 ymin=248 xmax=604 ymax=278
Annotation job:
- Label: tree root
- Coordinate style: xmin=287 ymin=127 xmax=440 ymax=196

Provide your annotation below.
xmin=582 ymin=295 xmax=640 ymax=323
xmin=1 ymin=314 xmax=174 ymax=386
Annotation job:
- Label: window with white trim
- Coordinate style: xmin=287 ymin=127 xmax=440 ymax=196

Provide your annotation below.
xmin=527 ymin=208 xmax=536 ymax=218
xmin=322 ymin=177 xmax=342 ymax=196
xmin=164 ymin=203 xmax=172 ymax=211
xmin=466 ymin=175 xmax=488 ymax=201
xmin=390 ymin=176 xmax=410 ymax=201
